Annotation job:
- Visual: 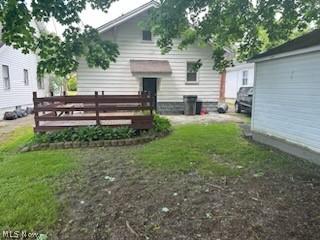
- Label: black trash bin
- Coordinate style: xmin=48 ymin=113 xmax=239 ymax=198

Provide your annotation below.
xmin=196 ymin=101 xmax=203 ymax=115
xmin=183 ymin=95 xmax=198 ymax=115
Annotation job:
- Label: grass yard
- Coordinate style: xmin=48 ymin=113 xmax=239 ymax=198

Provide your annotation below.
xmin=137 ymin=123 xmax=301 ymax=175
xmin=0 ymin=126 xmax=77 ymax=232
xmin=0 ymin=122 xmax=319 ymax=239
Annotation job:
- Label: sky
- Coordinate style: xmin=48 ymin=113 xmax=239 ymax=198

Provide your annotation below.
xmin=46 ymin=0 xmax=150 ymax=36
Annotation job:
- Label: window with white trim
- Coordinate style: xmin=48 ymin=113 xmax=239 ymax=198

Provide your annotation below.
xmin=2 ymin=65 xmax=10 ymax=90
xmin=242 ymin=70 xmax=248 ymax=86
xmin=186 ymin=62 xmax=199 ymax=83
xmin=24 ymin=69 xmax=29 ymax=86
xmin=142 ymin=30 xmax=152 ymax=41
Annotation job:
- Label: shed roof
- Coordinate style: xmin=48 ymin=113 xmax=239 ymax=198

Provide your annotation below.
xmin=251 ymin=29 xmax=320 ymax=61
xmin=130 ymin=60 xmax=172 ymax=74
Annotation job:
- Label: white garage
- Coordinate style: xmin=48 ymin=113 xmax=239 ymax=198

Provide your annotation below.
xmin=250 ymin=29 xmax=320 ymax=164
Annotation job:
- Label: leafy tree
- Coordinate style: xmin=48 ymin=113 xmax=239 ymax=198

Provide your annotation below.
xmin=148 ymin=0 xmax=320 ymax=72
xmin=0 ymin=0 xmax=119 ymax=77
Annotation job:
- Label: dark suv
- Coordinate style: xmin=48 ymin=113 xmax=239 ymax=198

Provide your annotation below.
xmin=235 ymin=87 xmax=254 ymax=113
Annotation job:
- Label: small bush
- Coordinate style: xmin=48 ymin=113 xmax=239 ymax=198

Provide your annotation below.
xmin=153 ymin=115 xmax=172 ymax=133
xmin=67 ymin=75 xmax=77 ymax=91
xmin=33 ymin=126 xmax=137 ymax=144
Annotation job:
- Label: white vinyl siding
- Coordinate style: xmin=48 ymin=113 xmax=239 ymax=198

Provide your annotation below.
xmin=0 ymin=45 xmax=49 ymax=118
xmin=225 ymin=63 xmax=255 ymax=99
xmin=77 ymin=12 xmax=220 ymax=103
xmin=252 ymin=51 xmax=320 ymax=153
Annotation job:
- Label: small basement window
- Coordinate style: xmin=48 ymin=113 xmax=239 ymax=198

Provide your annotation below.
xmin=24 ymin=69 xmax=29 ymax=86
xmin=186 ymin=62 xmax=199 ymax=83
xmin=2 ymin=65 xmax=10 ymax=90
xmin=142 ymin=30 xmax=152 ymax=41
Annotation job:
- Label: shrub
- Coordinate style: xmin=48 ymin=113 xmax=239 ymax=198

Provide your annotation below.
xmin=67 ymin=75 xmax=77 ymax=91
xmin=33 ymin=126 xmax=136 ymax=144
xmin=153 ymin=115 xmax=172 ymax=133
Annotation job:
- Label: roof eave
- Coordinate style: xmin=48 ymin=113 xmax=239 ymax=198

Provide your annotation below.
xmin=97 ymin=1 xmax=159 ymax=33
xmin=249 ymin=45 xmax=320 ymax=63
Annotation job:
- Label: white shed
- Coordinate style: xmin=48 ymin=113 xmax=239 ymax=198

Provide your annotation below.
xmin=225 ymin=62 xmax=255 ymax=99
xmin=250 ymin=29 xmax=320 ymax=164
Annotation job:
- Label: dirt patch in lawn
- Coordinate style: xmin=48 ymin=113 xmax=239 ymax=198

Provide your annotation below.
xmin=51 ymin=146 xmax=320 ymax=240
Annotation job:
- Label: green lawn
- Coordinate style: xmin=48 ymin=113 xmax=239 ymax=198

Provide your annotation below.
xmin=0 ymin=126 xmax=77 ymax=232
xmin=0 ymin=122 xmax=305 ymax=233
xmin=136 ymin=123 xmax=300 ymax=176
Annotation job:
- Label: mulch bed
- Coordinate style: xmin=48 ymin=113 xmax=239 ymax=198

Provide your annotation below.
xmin=50 ymin=147 xmax=320 ymax=240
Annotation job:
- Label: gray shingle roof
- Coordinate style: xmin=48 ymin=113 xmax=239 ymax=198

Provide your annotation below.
xmin=251 ymin=29 xmax=320 ymax=61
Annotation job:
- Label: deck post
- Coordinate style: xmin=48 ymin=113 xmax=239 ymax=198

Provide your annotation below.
xmin=146 ymin=91 xmax=153 ymax=115
xmin=102 ymin=91 xmax=105 ymax=96
xmin=95 ymin=91 xmax=100 ymax=126
xmin=33 ymin=92 xmax=39 ymax=132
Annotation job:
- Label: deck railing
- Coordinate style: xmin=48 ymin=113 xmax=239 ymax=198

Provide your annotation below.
xmin=33 ymin=91 xmax=154 ymax=132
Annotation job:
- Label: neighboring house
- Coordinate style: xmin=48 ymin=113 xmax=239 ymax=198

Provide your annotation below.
xmin=77 ymin=1 xmax=222 ymax=114
xmin=225 ymin=62 xmax=255 ymax=99
xmin=250 ymin=29 xmax=320 ymax=164
xmin=0 ymin=21 xmax=50 ymax=119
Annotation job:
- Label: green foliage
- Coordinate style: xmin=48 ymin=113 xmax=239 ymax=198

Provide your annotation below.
xmin=49 ymin=75 xmax=65 ymax=94
xmin=148 ymin=0 xmax=320 ymax=72
xmin=0 ymin=0 xmax=119 ymax=77
xmin=33 ymin=126 xmax=137 ymax=144
xmin=152 ymin=115 xmax=172 ymax=133
xmin=67 ymin=74 xmax=77 ymax=91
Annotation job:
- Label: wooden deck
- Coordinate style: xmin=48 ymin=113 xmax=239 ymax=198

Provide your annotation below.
xmin=33 ymin=91 xmax=154 ymax=132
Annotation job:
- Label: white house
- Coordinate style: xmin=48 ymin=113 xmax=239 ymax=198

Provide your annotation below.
xmin=250 ymin=29 xmax=320 ymax=164
xmin=0 ymin=22 xmax=49 ymax=119
xmin=77 ymin=1 xmax=222 ymax=114
xmin=225 ymin=62 xmax=255 ymax=99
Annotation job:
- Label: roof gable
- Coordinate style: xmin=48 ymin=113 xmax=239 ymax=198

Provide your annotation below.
xmin=97 ymin=1 xmax=159 ymax=33
xmin=251 ymin=29 xmax=320 ymax=62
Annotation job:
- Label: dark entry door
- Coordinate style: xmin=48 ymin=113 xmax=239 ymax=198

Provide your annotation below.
xmin=143 ymin=78 xmax=157 ymax=110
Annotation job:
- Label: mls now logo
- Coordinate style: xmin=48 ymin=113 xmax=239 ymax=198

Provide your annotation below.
xmin=2 ymin=230 xmax=41 ymax=239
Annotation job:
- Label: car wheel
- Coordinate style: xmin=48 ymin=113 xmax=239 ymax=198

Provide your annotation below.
xmin=235 ymin=102 xmax=242 ymax=113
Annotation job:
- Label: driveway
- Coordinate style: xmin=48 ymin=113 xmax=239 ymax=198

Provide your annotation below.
xmin=163 ymin=112 xmax=248 ymax=126
xmin=0 ymin=115 xmax=34 ymax=142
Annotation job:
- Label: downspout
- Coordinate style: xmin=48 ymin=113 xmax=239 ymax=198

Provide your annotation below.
xmin=219 ymin=71 xmax=226 ymax=102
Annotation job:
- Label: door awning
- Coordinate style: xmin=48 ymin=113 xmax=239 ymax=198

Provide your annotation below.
xmin=130 ymin=60 xmax=172 ymax=75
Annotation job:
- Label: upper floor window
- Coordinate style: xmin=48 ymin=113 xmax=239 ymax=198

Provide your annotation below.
xmin=142 ymin=30 xmax=152 ymax=41
xmin=242 ymin=70 xmax=248 ymax=86
xmin=37 ymin=75 xmax=44 ymax=89
xmin=2 ymin=65 xmax=10 ymax=90
xmin=186 ymin=62 xmax=199 ymax=83
xmin=24 ymin=69 xmax=29 ymax=86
